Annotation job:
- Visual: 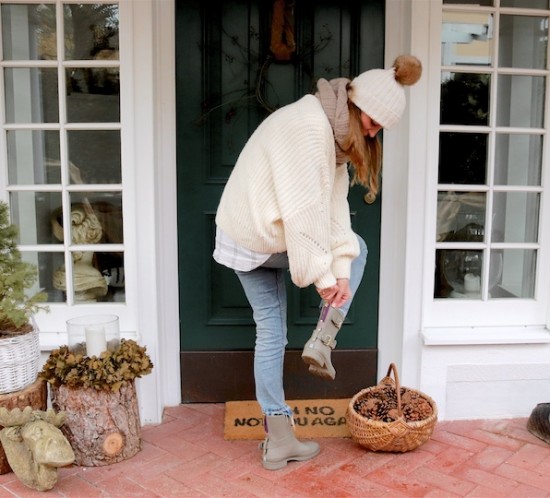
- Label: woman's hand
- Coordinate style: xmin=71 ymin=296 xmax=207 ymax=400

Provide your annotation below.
xmin=317 ymin=278 xmax=351 ymax=308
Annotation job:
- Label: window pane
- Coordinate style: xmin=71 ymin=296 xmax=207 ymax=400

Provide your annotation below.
xmin=7 ymin=130 xmax=61 ymax=185
xmin=435 ymin=249 xmax=484 ymax=298
xmin=10 ymin=191 xmax=62 ymax=244
xmin=490 ymin=249 xmax=536 ymax=299
xmin=54 ymin=251 xmax=108 ymax=303
xmin=494 ymin=134 xmax=542 ymax=186
xmin=500 ymin=0 xmax=549 ymax=8
xmin=497 ymin=75 xmax=545 ymax=128
xmin=64 ymin=4 xmax=119 ymax=60
xmin=441 ymin=12 xmax=493 ymax=66
xmin=64 ymin=250 xmax=125 ymax=303
xmin=67 ymin=193 xmax=123 ymax=244
xmin=4 ymin=68 xmax=59 ymax=123
xmin=66 ymin=68 xmax=120 ymax=122
xmin=22 ymin=251 xmax=66 ymax=303
xmin=492 ymin=192 xmax=540 ymax=243
xmin=1 ymin=4 xmax=56 ymax=60
xmin=437 ymin=191 xmax=486 ymax=242
xmin=68 ymin=130 xmax=121 ymax=184
xmin=439 ymin=132 xmax=488 ymax=184
xmin=441 ymin=73 xmax=490 ymax=125
xmin=96 ymin=252 xmax=125 ymax=302
xmin=443 ymin=1 xmax=493 ymax=5
xmin=50 ymin=195 xmax=123 ymax=303
xmin=499 ymin=15 xmax=548 ymax=70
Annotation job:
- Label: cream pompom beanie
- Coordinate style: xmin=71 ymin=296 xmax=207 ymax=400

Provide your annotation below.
xmin=348 ymin=55 xmax=422 ymax=129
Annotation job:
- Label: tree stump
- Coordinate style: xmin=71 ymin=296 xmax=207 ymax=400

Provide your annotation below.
xmin=50 ymin=380 xmax=142 ymax=466
xmin=0 ymin=378 xmax=47 ymax=474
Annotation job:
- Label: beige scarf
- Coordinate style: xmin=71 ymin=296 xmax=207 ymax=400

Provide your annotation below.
xmin=315 ymin=77 xmax=351 ymax=165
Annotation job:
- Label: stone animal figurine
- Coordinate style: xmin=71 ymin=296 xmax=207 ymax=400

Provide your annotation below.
xmin=527 ymin=402 xmax=550 ymax=445
xmin=0 ymin=406 xmax=75 ymax=491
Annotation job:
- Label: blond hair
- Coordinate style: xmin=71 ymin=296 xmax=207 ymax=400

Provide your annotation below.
xmin=343 ymin=99 xmax=382 ymax=198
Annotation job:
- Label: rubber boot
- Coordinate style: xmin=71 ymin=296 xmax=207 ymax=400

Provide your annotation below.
xmin=260 ymin=414 xmax=320 ymax=470
xmin=301 ymin=302 xmax=344 ymax=380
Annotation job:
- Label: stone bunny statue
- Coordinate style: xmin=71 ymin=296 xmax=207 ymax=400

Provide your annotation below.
xmin=0 ymin=406 xmax=75 ymax=491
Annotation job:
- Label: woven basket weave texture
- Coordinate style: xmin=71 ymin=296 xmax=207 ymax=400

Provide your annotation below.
xmin=0 ymin=325 xmax=40 ymax=395
xmin=346 ymin=363 xmax=438 ymax=452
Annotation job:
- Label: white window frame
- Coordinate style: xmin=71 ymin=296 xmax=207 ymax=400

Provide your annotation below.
xmin=0 ymin=0 xmax=139 ymax=347
xmin=422 ymin=0 xmax=550 ymax=336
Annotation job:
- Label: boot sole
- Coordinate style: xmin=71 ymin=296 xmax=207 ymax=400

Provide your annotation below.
xmin=308 ymin=364 xmax=335 ymax=380
xmin=262 ymin=447 xmax=321 ymax=470
xmin=301 ymin=349 xmax=325 ymax=369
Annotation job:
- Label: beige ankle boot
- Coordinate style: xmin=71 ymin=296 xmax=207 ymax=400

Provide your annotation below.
xmin=260 ymin=414 xmax=320 ymax=470
xmin=301 ymin=302 xmax=344 ymax=380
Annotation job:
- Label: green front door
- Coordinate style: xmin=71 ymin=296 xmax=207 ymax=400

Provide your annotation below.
xmin=176 ymin=0 xmax=384 ymax=402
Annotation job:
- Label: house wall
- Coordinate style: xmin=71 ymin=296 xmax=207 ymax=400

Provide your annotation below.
xmin=380 ymin=0 xmax=550 ymax=421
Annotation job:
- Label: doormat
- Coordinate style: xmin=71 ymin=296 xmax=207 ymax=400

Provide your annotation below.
xmin=224 ymin=399 xmax=351 ymax=440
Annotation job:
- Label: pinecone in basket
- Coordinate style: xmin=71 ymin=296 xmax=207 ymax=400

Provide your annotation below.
xmin=354 ymin=383 xmax=434 ymax=423
xmin=353 ymin=396 xmax=393 ymax=421
xmin=402 ymin=392 xmax=434 ymax=422
xmin=354 ymin=387 xmax=403 ymax=421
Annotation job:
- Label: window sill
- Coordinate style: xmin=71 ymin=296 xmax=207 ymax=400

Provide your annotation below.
xmin=422 ymin=326 xmax=550 ymax=346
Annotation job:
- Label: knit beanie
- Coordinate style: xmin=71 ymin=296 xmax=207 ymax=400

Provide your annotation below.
xmin=348 ymin=55 xmax=422 ymax=129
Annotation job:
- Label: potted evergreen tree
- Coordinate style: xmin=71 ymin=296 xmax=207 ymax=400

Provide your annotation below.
xmin=0 ymin=201 xmax=48 ymax=394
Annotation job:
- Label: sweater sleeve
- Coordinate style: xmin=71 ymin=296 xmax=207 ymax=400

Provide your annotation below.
xmin=266 ymin=107 xmax=337 ymax=289
xmin=267 ymin=101 xmax=358 ymax=289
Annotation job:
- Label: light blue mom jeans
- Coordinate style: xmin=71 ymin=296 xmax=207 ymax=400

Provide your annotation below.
xmin=235 ymin=234 xmax=368 ymax=417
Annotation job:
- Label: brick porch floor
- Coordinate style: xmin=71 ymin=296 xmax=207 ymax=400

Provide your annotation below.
xmin=1 ymin=403 xmax=549 ymax=497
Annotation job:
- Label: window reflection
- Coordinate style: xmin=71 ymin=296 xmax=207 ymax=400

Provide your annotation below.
xmin=494 ymin=134 xmax=542 ymax=186
xmin=497 ymin=75 xmax=545 ymax=128
xmin=490 ymin=249 xmax=535 ymax=299
xmin=50 ymin=193 xmax=123 ymax=303
xmin=4 ymin=68 xmax=59 ymax=123
xmin=435 ymin=249 xmax=484 ymax=299
xmin=441 ymin=12 xmax=492 ymax=67
xmin=500 ymin=0 xmax=548 ymax=8
xmin=1 ymin=4 xmax=56 ymax=60
xmin=7 ymin=130 xmax=61 ymax=185
xmin=492 ymin=192 xmax=540 ymax=243
xmin=10 ymin=191 xmax=62 ymax=245
xmin=22 ymin=251 xmax=66 ymax=303
xmin=439 ymin=132 xmax=488 ymax=185
xmin=66 ymin=68 xmax=120 ymax=123
xmin=68 ymin=131 xmax=121 ymax=184
xmin=499 ymin=15 xmax=548 ymax=70
xmin=441 ymin=73 xmax=490 ymax=126
xmin=437 ymin=191 xmax=486 ymax=243
xmin=443 ymin=1 xmax=493 ymax=5
xmin=64 ymin=4 xmax=119 ymax=60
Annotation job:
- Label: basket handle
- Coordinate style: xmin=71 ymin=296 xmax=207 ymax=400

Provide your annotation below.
xmin=385 ymin=363 xmax=403 ymax=418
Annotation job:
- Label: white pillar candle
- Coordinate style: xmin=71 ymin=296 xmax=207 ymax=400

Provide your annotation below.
xmin=464 ymin=273 xmax=481 ymax=293
xmin=85 ymin=325 xmax=107 ymax=357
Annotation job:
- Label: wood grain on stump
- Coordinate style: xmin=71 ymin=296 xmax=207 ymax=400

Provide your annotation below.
xmin=51 ymin=380 xmax=142 ymax=466
xmin=0 ymin=378 xmax=47 ymax=474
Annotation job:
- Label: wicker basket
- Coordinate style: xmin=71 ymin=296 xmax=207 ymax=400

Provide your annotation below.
xmin=346 ymin=363 xmax=438 ymax=452
xmin=0 ymin=323 xmax=40 ymax=395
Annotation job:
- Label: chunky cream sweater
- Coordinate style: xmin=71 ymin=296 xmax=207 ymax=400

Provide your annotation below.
xmin=215 ymin=94 xmax=360 ymax=289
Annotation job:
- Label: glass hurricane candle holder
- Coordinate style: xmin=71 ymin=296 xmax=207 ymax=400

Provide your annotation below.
xmin=67 ymin=315 xmax=120 ymax=357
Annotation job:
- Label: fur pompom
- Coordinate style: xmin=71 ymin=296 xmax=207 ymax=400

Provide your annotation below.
xmin=393 ymin=55 xmax=422 ymax=86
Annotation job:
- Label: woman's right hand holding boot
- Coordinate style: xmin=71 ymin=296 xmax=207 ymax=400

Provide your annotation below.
xmin=317 ymin=278 xmax=351 ymax=308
